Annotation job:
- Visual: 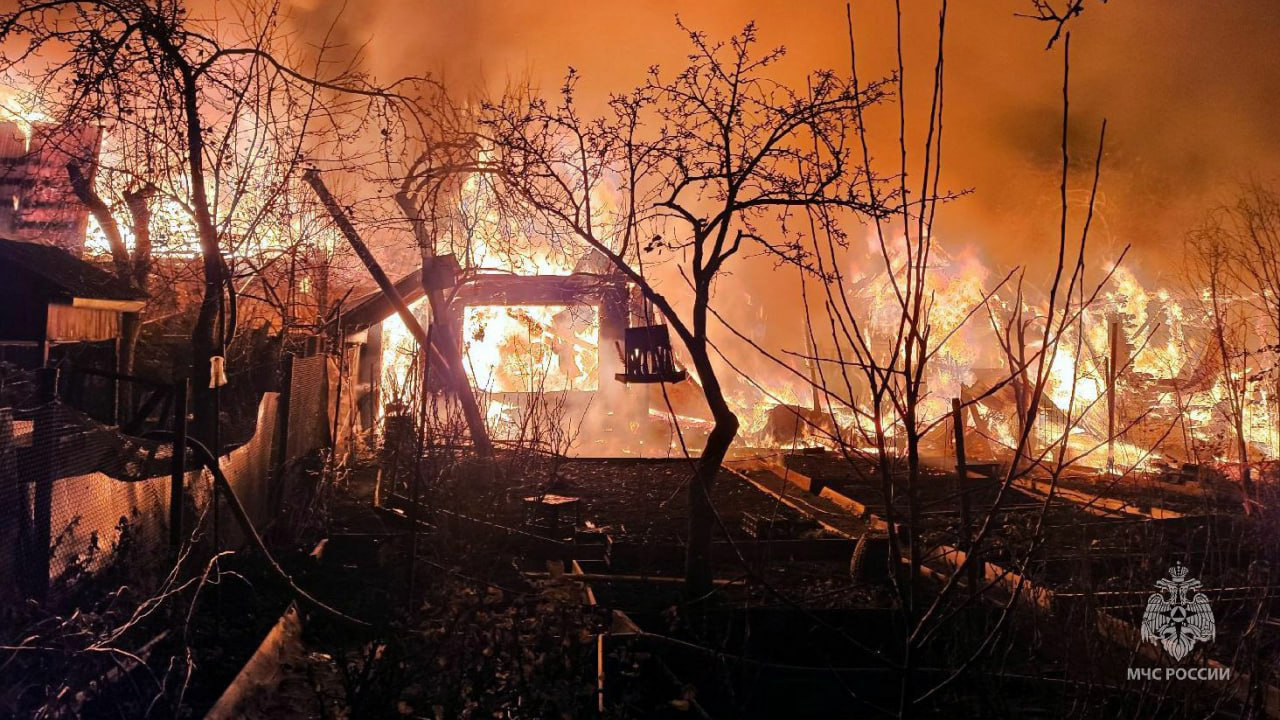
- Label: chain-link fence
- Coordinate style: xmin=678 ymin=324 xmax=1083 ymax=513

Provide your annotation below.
xmin=0 ymin=376 xmax=176 ymax=606
xmin=0 ymin=349 xmax=336 ymax=614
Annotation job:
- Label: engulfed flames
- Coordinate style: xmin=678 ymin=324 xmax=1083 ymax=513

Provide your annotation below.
xmin=377 ymin=165 xmax=1279 ymax=472
xmin=380 ymin=298 xmax=429 ymax=417
xmin=380 ymin=176 xmax=1280 ymax=473
xmin=737 ymin=245 xmax=1280 ymax=475
xmin=463 ymin=305 xmax=599 ymax=394
xmin=1034 ymin=265 xmax=1278 ymax=471
xmin=378 ymin=166 xmax=611 ymax=445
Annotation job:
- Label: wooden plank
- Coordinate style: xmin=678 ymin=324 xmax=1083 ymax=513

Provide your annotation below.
xmin=45 ymin=304 xmax=118 ymax=343
xmin=205 ymin=603 xmax=348 ymax=720
xmin=722 ymin=461 xmax=864 ymax=539
xmin=451 ymin=273 xmax=628 ymax=307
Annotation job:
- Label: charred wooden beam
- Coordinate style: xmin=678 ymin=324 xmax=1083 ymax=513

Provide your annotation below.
xmin=304 ymin=169 xmax=493 ymax=457
xmin=337 ymin=267 xmax=427 ymax=333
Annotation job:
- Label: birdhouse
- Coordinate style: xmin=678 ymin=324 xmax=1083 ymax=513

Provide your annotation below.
xmin=614 ymin=324 xmax=686 ymax=384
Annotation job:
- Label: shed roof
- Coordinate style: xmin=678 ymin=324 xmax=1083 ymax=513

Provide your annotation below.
xmin=339 ymin=267 xmax=426 ymax=333
xmin=0 ymin=237 xmax=144 ymax=302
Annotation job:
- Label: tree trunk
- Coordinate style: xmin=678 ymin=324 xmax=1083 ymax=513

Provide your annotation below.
xmin=65 ymin=163 xmax=153 ymax=420
xmin=179 ymin=73 xmax=224 ymax=450
xmin=190 ymin=292 xmax=221 ymax=447
xmin=1236 ymin=417 xmax=1254 ymax=515
xmin=686 ymin=418 xmax=736 ymax=597
xmin=1213 ymin=320 xmax=1254 ymax=515
xmin=394 ymin=189 xmax=495 ymax=457
xmin=118 ymin=186 xmax=155 ymax=417
xmin=306 ymin=170 xmax=493 ymax=456
xmin=118 ymin=312 xmax=141 ymax=416
xmin=684 ymin=344 xmax=739 ymax=598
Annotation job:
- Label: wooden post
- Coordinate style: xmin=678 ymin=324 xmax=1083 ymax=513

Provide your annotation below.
xmin=1078 ymin=522 xmax=1094 ymax=623
xmin=952 ymin=398 xmax=978 ymax=595
xmin=271 ymin=354 xmax=295 ymax=517
xmin=806 ymin=322 xmax=821 ymax=413
xmin=170 ymin=378 xmax=188 ymax=551
xmin=952 ymin=398 xmax=968 ymax=484
xmin=329 ymin=319 xmax=344 ymax=458
xmin=110 ymin=334 xmax=120 ymax=425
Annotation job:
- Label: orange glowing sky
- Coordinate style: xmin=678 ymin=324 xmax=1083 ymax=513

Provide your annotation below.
xmin=285 ymin=0 xmax=1280 ymax=277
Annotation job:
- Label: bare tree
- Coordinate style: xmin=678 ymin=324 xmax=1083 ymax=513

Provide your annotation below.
xmin=1218 ymin=183 xmax=1280 ymax=465
xmin=723 ymin=3 xmax=1134 ymax=710
xmin=392 ymin=118 xmax=499 ymax=457
xmin=458 ymin=21 xmax=892 ymax=594
xmin=66 ymin=162 xmax=154 ymax=414
xmin=0 ymin=0 xmax=408 ymax=446
xmin=1186 ymin=217 xmax=1259 ymax=511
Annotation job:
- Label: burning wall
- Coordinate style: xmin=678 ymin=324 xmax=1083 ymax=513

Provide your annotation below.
xmin=369 ymin=270 xmax=663 ymax=455
xmin=0 ymin=121 xmax=101 ymax=254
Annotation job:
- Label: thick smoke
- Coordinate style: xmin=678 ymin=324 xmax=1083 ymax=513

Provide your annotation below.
xmin=283 ymin=0 xmax=1280 ymax=273
xmin=281 ymin=0 xmax=1280 ymax=415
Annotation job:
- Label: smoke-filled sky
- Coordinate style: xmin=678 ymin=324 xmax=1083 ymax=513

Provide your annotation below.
xmin=287 ymin=0 xmax=1280 ymax=279
xmin=277 ymin=0 xmax=1280 ymax=401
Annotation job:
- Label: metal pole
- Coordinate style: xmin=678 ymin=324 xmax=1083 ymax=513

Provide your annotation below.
xmin=31 ymin=368 xmax=58 ymax=600
xmin=1107 ymin=319 xmax=1119 ymax=473
xmin=170 ymin=378 xmax=188 ymax=551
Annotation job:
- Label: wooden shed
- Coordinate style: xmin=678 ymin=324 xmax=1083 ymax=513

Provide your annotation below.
xmin=0 ymin=237 xmax=144 ymax=368
xmin=336 ymin=265 xmax=640 ymax=443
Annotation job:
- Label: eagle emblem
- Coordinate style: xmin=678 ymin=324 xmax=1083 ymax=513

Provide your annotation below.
xmin=1141 ymin=562 xmax=1215 ymax=661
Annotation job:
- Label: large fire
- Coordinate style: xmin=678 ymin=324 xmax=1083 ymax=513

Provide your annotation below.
xmin=720 ymin=233 xmax=1280 ymax=477
xmin=378 ymin=165 xmax=612 ymax=446
xmin=379 ymin=181 xmax=1280 ymax=473
xmin=462 ymin=305 xmax=599 ymax=394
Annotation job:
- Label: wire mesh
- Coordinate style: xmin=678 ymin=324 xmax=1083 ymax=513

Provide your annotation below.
xmin=0 ymin=364 xmax=288 ymax=613
xmin=0 ymin=385 xmax=173 ymax=606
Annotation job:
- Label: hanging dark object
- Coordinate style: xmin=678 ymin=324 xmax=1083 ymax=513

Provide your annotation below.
xmin=615 ymin=324 xmax=687 ymax=384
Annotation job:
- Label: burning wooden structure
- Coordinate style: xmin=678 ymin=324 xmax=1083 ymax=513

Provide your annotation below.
xmin=338 ymin=266 xmax=651 ymax=451
xmin=0 ymin=237 xmax=144 ymax=367
xmin=0 ymin=122 xmax=102 ymax=254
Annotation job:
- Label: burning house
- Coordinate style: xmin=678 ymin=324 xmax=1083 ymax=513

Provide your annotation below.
xmin=0 ymin=121 xmax=102 ymax=254
xmin=338 ymin=255 xmax=678 ymax=455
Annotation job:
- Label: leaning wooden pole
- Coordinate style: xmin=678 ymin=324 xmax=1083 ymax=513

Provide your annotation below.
xmin=303 ymin=170 xmax=493 ymax=457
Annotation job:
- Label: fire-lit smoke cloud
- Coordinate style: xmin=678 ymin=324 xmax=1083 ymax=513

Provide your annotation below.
xmin=281 ymin=0 xmax=1280 ymax=272
xmin=282 ymin=0 xmax=1280 ymax=421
